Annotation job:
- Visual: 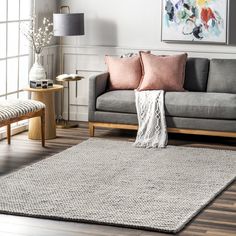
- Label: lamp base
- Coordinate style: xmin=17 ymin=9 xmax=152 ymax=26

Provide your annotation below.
xmin=56 ymin=119 xmax=78 ymax=129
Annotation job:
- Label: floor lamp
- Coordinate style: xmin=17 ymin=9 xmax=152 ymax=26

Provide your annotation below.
xmin=53 ymin=6 xmax=85 ymax=128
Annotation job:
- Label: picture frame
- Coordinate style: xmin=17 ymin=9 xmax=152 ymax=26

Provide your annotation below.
xmin=161 ymin=0 xmax=228 ymax=44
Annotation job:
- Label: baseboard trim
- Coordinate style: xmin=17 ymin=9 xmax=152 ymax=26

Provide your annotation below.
xmin=62 ymin=112 xmax=88 ymax=122
xmin=89 ymin=122 xmax=236 ymax=138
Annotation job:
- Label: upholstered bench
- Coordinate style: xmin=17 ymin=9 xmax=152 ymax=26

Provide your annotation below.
xmin=0 ymin=99 xmax=45 ymax=146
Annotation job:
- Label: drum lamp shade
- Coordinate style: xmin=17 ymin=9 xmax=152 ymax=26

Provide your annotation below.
xmin=53 ymin=13 xmax=85 ymax=36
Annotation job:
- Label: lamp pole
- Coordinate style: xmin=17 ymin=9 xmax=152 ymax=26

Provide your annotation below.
xmin=53 ymin=7 xmax=85 ymax=128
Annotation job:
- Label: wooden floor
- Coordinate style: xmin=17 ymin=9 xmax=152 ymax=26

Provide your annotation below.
xmin=0 ymin=122 xmax=235 ymax=236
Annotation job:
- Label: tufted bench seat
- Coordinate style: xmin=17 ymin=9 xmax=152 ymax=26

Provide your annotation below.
xmin=0 ymin=99 xmax=45 ymax=146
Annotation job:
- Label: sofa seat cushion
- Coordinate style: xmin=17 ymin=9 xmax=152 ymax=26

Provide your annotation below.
xmin=165 ymin=92 xmax=236 ymax=120
xmin=96 ymin=91 xmax=236 ymax=120
xmin=96 ymin=90 xmax=136 ymax=114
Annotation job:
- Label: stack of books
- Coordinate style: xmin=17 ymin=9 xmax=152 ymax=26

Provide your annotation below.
xmin=56 ymin=74 xmax=83 ymax=82
xmin=30 ymin=79 xmax=53 ymax=89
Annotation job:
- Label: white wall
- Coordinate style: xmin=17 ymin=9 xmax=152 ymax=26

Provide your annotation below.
xmin=34 ymin=0 xmax=58 ymax=78
xmin=35 ymin=0 xmax=57 ymax=23
xmin=58 ymin=0 xmax=236 ymax=121
xmin=60 ymin=0 xmax=236 ymax=52
xmin=33 ymin=0 xmax=60 ymax=115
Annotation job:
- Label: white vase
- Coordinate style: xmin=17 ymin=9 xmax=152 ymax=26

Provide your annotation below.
xmin=29 ymin=53 xmax=46 ymax=81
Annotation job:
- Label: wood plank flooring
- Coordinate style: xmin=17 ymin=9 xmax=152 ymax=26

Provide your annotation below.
xmin=0 ymin=122 xmax=235 ymax=236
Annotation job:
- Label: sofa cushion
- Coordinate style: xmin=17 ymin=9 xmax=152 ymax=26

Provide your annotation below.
xmin=105 ymin=55 xmax=142 ymax=90
xmin=184 ymin=58 xmax=209 ymax=92
xmin=138 ymin=52 xmax=187 ymax=91
xmin=165 ymin=92 xmax=236 ymax=120
xmin=0 ymin=99 xmax=45 ymax=122
xmin=207 ymin=59 xmax=236 ymax=94
xmin=96 ymin=90 xmax=236 ymax=120
xmin=96 ymin=90 xmax=136 ymax=114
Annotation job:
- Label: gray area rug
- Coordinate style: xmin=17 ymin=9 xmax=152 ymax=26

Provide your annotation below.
xmin=0 ymin=139 xmax=235 ymax=233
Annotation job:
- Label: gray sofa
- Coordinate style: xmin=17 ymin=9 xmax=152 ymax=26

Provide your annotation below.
xmin=89 ymin=58 xmax=236 ymax=138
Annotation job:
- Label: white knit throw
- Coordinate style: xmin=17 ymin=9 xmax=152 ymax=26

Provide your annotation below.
xmin=134 ymin=90 xmax=168 ymax=148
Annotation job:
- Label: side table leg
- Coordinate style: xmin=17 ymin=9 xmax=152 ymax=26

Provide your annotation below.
xmin=68 ymin=81 xmax=70 ymax=122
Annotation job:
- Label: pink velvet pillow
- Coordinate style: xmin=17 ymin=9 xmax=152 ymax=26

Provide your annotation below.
xmin=105 ymin=55 xmax=142 ymax=90
xmin=138 ymin=52 xmax=188 ymax=91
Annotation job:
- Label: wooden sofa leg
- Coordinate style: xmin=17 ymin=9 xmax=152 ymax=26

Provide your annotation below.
xmin=7 ymin=124 xmax=11 ymax=145
xmin=41 ymin=108 xmax=45 ymax=147
xmin=89 ymin=123 xmax=95 ymax=137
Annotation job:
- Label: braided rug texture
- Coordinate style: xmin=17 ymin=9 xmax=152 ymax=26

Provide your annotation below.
xmin=0 ymin=138 xmax=235 ymax=233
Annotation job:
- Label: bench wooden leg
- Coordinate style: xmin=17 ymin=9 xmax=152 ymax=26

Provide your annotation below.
xmin=41 ymin=108 xmax=45 ymax=147
xmin=89 ymin=122 xmax=95 ymax=137
xmin=7 ymin=124 xmax=11 ymax=145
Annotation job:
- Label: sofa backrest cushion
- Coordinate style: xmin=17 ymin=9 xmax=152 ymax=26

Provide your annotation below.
xmin=184 ymin=58 xmax=210 ymax=92
xmin=207 ymin=59 xmax=236 ymax=94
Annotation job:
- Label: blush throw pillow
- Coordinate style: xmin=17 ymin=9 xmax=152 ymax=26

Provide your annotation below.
xmin=138 ymin=52 xmax=188 ymax=91
xmin=105 ymin=55 xmax=142 ymax=90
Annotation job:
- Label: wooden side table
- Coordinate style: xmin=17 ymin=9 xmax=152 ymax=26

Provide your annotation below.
xmin=24 ymin=85 xmax=63 ymax=140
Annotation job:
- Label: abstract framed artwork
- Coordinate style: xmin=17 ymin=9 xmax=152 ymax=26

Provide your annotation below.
xmin=161 ymin=0 xmax=228 ymax=43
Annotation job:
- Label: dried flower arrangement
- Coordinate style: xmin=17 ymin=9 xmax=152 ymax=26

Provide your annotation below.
xmin=21 ymin=15 xmax=54 ymax=81
xmin=21 ymin=15 xmax=54 ymax=54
